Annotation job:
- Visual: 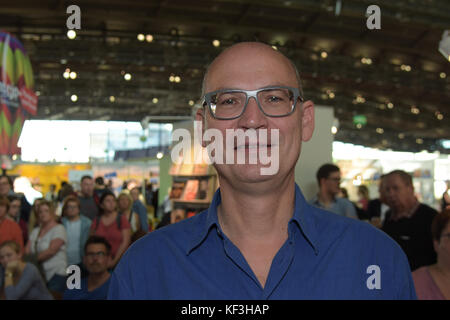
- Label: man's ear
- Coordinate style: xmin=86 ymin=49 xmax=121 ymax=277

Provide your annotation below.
xmin=301 ymin=100 xmax=315 ymax=142
xmin=195 ymin=107 xmax=207 ymax=148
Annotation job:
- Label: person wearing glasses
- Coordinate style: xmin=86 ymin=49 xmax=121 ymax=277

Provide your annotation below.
xmin=63 ymin=236 xmax=112 ymax=300
xmin=310 ymin=163 xmax=358 ymax=219
xmin=60 ymin=196 xmax=92 ymax=272
xmin=412 ymin=209 xmax=450 ymax=299
xmin=108 ymin=42 xmax=415 ymax=299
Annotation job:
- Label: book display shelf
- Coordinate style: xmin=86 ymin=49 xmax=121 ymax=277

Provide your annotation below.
xmin=168 ymin=148 xmax=219 ymax=219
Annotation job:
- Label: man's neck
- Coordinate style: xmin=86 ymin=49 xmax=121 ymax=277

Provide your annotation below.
xmin=391 ymin=199 xmax=419 ymax=219
xmin=217 ymin=175 xmax=295 ymax=244
xmin=317 ymin=189 xmax=335 ymax=208
xmin=67 ymin=215 xmax=80 ymax=222
xmin=87 ymin=271 xmax=110 ymax=291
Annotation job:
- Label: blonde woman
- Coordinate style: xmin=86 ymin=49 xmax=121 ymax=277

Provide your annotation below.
xmin=25 ymin=200 xmax=67 ymax=295
xmin=117 ymin=192 xmax=141 ymax=233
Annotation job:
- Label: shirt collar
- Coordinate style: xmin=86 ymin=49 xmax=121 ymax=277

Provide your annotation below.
xmin=186 ymin=183 xmax=319 ymax=256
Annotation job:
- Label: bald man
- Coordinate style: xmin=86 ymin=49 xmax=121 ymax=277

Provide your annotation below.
xmin=108 ymin=42 xmax=416 ymax=299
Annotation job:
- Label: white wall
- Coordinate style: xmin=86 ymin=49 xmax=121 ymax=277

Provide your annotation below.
xmin=295 ymin=105 xmax=334 ymax=200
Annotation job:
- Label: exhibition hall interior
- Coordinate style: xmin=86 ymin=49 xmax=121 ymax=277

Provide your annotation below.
xmin=0 ymin=0 xmax=449 ymax=301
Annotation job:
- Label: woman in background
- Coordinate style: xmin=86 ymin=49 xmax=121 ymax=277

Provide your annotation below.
xmin=90 ymin=192 xmax=131 ymax=269
xmin=0 ymin=241 xmax=53 ymax=300
xmin=25 ymin=200 xmax=67 ymax=296
xmin=60 ymin=195 xmax=91 ymax=269
xmin=413 ymin=210 xmax=450 ymax=300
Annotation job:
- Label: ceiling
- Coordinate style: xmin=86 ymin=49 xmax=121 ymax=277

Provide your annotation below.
xmin=1 ymin=0 xmax=449 ymax=153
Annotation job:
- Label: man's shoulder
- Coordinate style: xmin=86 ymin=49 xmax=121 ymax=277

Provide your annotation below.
xmin=306 ymin=203 xmax=401 ymax=252
xmin=417 ymin=203 xmax=438 ymax=215
xmin=125 ymin=211 xmax=208 ymax=257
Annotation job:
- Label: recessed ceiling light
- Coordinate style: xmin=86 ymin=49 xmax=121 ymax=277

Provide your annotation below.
xmin=67 ymin=30 xmax=76 ymax=40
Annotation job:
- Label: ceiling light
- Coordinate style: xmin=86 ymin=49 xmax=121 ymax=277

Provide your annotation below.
xmin=328 ymin=92 xmax=335 ymax=99
xmin=387 ymin=102 xmax=394 ymax=109
xmin=137 ymin=34 xmax=145 ymax=41
xmin=376 ymin=128 xmax=384 ymax=134
xmin=416 ymin=138 xmax=423 ymax=144
xmin=156 ymin=152 xmax=164 ymax=159
xmin=436 ymin=113 xmax=444 ymax=120
xmin=69 ymin=71 xmax=77 ymax=79
xmin=356 ymin=123 xmax=362 ymax=129
xmin=212 ymin=39 xmax=220 ymax=47
xmin=124 ymin=73 xmax=132 ymax=81
xmin=70 ymin=94 xmax=78 ymax=102
xmin=169 ymin=75 xmax=175 ymax=82
xmin=440 ymin=72 xmax=447 ymax=79
xmin=67 ymin=30 xmax=77 ymax=40
xmin=174 ymin=76 xmax=181 ymax=83
xmin=63 ymin=71 xmax=70 ymax=79
xmin=146 ymin=34 xmax=153 ymax=42
xmin=152 ymin=98 xmax=158 ymax=104
xmin=331 ymin=126 xmax=338 ymax=134
xmin=109 ymin=96 xmax=115 ymax=103
xmin=321 ymin=51 xmax=328 ymax=59
xmin=188 ymin=100 xmax=195 ymax=106
xmin=411 ymin=106 xmax=420 ymax=114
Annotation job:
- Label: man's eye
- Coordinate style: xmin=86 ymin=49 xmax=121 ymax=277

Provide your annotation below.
xmin=268 ymin=96 xmax=283 ymax=102
xmin=219 ymin=98 xmax=236 ymax=105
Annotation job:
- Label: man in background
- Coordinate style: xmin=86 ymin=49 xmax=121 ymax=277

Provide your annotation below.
xmin=63 ymin=236 xmax=112 ymax=300
xmin=382 ymin=170 xmax=437 ymax=271
xmin=310 ymin=164 xmax=357 ymax=219
xmin=78 ymin=176 xmax=99 ymax=221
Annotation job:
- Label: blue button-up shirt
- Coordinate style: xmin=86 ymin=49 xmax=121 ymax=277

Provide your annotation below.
xmin=108 ymin=184 xmax=416 ymax=299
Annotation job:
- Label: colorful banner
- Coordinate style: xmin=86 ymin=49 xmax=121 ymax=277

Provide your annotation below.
xmin=0 ymin=31 xmax=38 ymax=156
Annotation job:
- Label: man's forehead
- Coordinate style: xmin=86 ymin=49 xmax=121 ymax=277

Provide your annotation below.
xmin=205 ymin=42 xmax=297 ymax=90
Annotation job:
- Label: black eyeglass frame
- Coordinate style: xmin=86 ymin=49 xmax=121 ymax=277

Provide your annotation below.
xmin=202 ymin=86 xmax=304 ymax=120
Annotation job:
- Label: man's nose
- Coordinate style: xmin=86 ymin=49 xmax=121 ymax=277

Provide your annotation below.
xmin=237 ymin=96 xmax=268 ymax=129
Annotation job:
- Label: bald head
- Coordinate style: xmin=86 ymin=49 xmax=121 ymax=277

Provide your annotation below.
xmin=201 ymin=42 xmax=303 ymax=98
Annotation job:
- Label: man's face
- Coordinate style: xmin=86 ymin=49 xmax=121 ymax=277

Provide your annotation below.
xmin=384 ymin=174 xmax=414 ymax=211
xmin=322 ymin=171 xmax=342 ymax=196
xmin=130 ymin=189 xmax=139 ymax=201
xmin=83 ymin=243 xmax=111 ymax=274
xmin=8 ymin=199 xmax=21 ymax=218
xmin=0 ymin=177 xmax=11 ymax=196
xmin=197 ymin=43 xmax=314 ymax=186
xmin=81 ymin=178 xmax=94 ymax=196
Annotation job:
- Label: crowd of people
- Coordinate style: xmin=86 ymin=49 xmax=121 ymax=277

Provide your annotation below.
xmin=1 ymin=161 xmax=449 ymax=300
xmin=0 ymin=174 xmax=152 ymax=300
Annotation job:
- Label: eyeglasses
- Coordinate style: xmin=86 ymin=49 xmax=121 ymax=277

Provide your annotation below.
xmin=203 ymin=86 xmax=303 ymax=120
xmin=85 ymin=251 xmax=107 ymax=258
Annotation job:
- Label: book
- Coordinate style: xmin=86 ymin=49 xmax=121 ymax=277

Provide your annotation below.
xmin=182 ymin=180 xmax=199 ymax=200
xmin=196 ymin=179 xmax=209 ymax=200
